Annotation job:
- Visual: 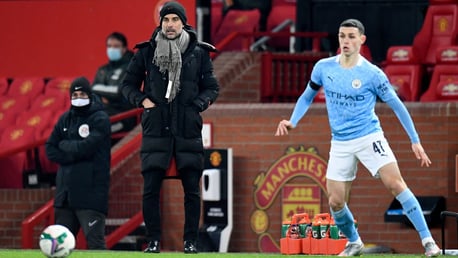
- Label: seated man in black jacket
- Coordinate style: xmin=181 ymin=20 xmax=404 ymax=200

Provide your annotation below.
xmin=45 ymin=77 xmax=111 ymax=250
xmin=92 ymin=32 xmax=136 ymax=135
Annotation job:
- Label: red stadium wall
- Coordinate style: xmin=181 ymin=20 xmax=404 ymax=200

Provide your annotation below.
xmin=0 ymin=103 xmax=457 ymax=253
xmin=0 ymin=0 xmax=196 ymax=80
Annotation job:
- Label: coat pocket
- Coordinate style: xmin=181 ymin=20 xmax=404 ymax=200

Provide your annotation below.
xmin=141 ymin=107 xmax=163 ymax=136
xmin=184 ymin=106 xmax=203 ymax=138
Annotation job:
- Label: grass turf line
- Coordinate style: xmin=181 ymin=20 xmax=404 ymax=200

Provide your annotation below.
xmin=0 ymin=250 xmax=455 ymax=258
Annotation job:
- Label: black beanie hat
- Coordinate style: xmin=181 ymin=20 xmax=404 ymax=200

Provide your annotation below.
xmin=160 ymin=1 xmax=187 ymax=25
xmin=70 ymin=76 xmax=92 ymax=97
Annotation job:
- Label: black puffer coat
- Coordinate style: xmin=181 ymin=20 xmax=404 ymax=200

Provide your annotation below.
xmin=121 ymin=26 xmax=219 ymax=172
xmin=45 ymin=96 xmax=111 ymax=214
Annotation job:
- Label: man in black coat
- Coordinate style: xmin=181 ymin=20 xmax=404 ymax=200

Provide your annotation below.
xmin=121 ymin=1 xmax=219 ymax=254
xmin=46 ymin=77 xmax=111 ymax=250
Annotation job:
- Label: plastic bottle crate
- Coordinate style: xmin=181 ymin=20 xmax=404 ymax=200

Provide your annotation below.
xmin=280 ymin=235 xmax=346 ymax=255
xmin=280 ymin=212 xmax=348 ymax=255
xmin=280 ymin=237 xmax=302 ymax=255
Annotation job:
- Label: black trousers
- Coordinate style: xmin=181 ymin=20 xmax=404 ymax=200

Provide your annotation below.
xmin=54 ymin=207 xmax=106 ymax=250
xmin=142 ymin=168 xmax=202 ymax=242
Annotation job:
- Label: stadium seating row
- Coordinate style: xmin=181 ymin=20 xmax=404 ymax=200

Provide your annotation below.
xmin=0 ymin=125 xmax=57 ymax=188
xmin=382 ymin=1 xmax=458 ymax=101
xmin=0 ymin=78 xmax=73 ymax=188
xmin=0 ymin=77 xmax=73 ymax=99
xmin=0 ymin=78 xmax=73 ymax=137
xmin=385 ymin=46 xmax=458 ymax=101
xmin=211 ymin=0 xmax=296 ymax=50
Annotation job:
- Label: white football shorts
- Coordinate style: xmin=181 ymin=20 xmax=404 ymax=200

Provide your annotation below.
xmin=326 ymin=132 xmax=397 ymax=181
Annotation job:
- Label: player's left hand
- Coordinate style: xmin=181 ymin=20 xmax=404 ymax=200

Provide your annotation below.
xmin=275 ymin=120 xmax=293 ymax=136
xmin=411 ymin=143 xmax=431 ymax=167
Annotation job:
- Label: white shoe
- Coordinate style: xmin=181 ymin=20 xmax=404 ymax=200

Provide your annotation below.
xmin=424 ymin=242 xmax=441 ymax=257
xmin=338 ymin=242 xmax=364 ymax=256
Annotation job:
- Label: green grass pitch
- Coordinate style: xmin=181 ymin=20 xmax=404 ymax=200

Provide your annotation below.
xmin=0 ymin=250 xmax=455 ymax=258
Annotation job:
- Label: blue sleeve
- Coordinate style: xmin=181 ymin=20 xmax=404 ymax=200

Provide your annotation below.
xmin=385 ymin=97 xmax=420 ymax=143
xmin=289 ymin=84 xmax=319 ymax=127
xmin=373 ymin=69 xmax=397 ymax=102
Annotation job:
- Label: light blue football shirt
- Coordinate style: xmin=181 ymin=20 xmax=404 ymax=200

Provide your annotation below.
xmin=289 ymin=54 xmax=419 ymax=143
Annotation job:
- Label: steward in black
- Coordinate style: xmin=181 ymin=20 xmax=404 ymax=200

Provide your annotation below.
xmin=45 ymin=76 xmax=111 ymax=249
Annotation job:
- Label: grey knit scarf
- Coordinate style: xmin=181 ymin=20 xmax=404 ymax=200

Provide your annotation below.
xmin=153 ymin=30 xmax=190 ymax=102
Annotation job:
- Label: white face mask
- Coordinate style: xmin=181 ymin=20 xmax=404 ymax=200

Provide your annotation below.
xmin=71 ymin=98 xmax=90 ymax=107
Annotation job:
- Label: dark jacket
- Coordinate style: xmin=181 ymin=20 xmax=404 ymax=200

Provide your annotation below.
xmin=92 ymin=50 xmax=134 ymax=115
xmin=121 ymin=26 xmax=219 ymax=172
xmin=45 ymin=95 xmax=111 ymax=214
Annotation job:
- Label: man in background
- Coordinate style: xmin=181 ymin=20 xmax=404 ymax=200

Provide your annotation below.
xmin=93 ymin=32 xmax=136 ymax=136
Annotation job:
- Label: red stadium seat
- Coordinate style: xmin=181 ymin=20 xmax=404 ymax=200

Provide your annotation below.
xmin=16 ymin=110 xmax=54 ymax=139
xmin=435 ymin=80 xmax=458 ymax=99
xmin=7 ymin=77 xmax=45 ymax=101
xmin=420 ymin=46 xmax=458 ymax=101
xmin=0 ymin=153 xmax=27 ymax=188
xmin=31 ymin=93 xmax=68 ymax=113
xmin=0 ymin=110 xmax=16 ymax=136
xmin=0 ymin=95 xmax=30 ymax=116
xmin=412 ymin=4 xmax=458 ymax=65
xmin=0 ymin=77 xmax=9 ymax=95
xmin=45 ymin=77 xmax=73 ymax=96
xmin=382 ymin=4 xmax=458 ymax=72
xmin=1 ymin=125 xmax=37 ymax=150
xmin=0 ymin=126 xmax=37 ymax=188
xmin=213 ymin=9 xmax=261 ymax=51
xmin=384 ymin=46 xmax=423 ymax=101
xmin=266 ymin=0 xmax=296 ymax=50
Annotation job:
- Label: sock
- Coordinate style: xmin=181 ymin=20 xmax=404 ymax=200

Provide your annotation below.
xmin=396 ymin=188 xmax=431 ymax=240
xmin=331 ymin=204 xmax=360 ymax=242
xmin=421 ymin=237 xmax=435 ymax=247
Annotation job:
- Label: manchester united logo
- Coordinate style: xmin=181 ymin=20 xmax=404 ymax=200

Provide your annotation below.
xmin=209 ymin=151 xmax=222 ymax=167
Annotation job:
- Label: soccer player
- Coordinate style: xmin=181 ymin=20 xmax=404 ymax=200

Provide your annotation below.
xmin=275 ymin=19 xmax=441 ymax=257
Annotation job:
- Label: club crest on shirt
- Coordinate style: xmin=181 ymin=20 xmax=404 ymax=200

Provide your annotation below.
xmin=78 ymin=124 xmax=90 ymax=138
xmin=352 ymin=79 xmax=362 ymax=89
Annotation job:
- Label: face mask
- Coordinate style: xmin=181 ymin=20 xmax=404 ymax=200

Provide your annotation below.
xmin=71 ymin=98 xmax=90 ymax=107
xmin=107 ymin=47 xmax=122 ymax=61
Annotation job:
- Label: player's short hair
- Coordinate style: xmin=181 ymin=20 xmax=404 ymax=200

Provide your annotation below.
xmin=340 ymin=19 xmax=365 ymax=35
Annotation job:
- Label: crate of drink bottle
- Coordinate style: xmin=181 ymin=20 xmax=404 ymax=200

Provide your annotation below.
xmin=280 ymin=213 xmax=310 ymax=255
xmin=281 ymin=212 xmax=354 ymax=255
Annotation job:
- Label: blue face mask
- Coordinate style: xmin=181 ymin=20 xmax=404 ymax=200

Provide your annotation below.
xmin=107 ymin=47 xmax=123 ymax=61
